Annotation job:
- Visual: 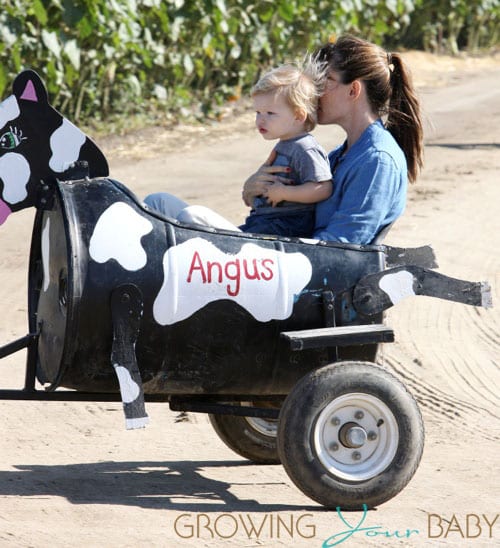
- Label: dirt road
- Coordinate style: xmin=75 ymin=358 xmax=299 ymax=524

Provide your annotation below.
xmin=0 ymin=53 xmax=499 ymax=547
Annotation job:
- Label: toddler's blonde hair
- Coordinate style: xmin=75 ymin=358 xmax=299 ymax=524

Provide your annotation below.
xmin=251 ymin=57 xmax=327 ymax=132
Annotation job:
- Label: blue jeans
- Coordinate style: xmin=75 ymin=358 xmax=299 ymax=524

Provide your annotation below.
xmin=240 ymin=210 xmax=315 ymax=238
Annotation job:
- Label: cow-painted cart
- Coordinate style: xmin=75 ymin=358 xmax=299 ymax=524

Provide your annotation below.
xmin=0 ymin=70 xmax=492 ymax=509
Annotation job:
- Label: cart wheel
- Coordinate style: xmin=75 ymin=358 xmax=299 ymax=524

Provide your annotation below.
xmin=209 ymin=402 xmax=281 ymax=464
xmin=277 ymin=361 xmax=424 ymax=509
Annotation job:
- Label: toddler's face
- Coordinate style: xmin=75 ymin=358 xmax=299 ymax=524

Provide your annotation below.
xmin=253 ymin=92 xmax=305 ymax=141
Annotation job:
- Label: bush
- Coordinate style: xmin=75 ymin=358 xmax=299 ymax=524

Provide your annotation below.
xmin=401 ymin=0 xmax=499 ymax=53
xmin=0 ymin=0 xmax=497 ymax=128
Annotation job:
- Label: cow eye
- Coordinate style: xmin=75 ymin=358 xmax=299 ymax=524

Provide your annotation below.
xmin=0 ymin=127 xmax=24 ymax=149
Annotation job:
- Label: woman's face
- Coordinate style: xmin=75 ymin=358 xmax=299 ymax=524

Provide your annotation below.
xmin=317 ymin=70 xmax=350 ymax=125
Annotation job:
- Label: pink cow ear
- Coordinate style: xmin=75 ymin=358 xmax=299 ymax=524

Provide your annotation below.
xmin=0 ymin=199 xmax=12 ymax=225
xmin=13 ymin=70 xmax=48 ymax=105
xmin=20 ymin=80 xmax=38 ymax=102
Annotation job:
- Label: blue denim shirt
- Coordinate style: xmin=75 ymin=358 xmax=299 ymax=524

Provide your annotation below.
xmin=314 ymin=119 xmax=407 ymax=244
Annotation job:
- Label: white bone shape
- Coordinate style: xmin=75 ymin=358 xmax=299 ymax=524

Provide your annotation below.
xmin=0 ymin=152 xmax=30 ymax=203
xmin=0 ymin=95 xmax=19 ymax=128
xmin=379 ymin=270 xmax=416 ymax=304
xmin=49 ymin=118 xmax=86 ymax=173
xmin=89 ymin=202 xmax=153 ymax=271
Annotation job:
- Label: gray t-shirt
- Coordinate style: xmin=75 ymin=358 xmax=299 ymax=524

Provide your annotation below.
xmin=253 ymin=133 xmax=331 ymax=214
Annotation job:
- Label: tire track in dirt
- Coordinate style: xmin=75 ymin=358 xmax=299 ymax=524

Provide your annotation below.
xmin=383 ymin=310 xmax=499 ymax=443
xmin=383 ymin=158 xmax=499 ymax=442
xmin=383 ymin=257 xmax=499 ymax=441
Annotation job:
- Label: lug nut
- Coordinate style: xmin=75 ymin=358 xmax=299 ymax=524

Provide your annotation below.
xmin=354 ymin=410 xmax=364 ymax=420
xmin=352 ymin=451 xmax=362 ymax=461
xmin=329 ymin=442 xmax=339 ymax=452
xmin=331 ymin=416 xmax=341 ymax=426
xmin=368 ymin=431 xmax=378 ymax=441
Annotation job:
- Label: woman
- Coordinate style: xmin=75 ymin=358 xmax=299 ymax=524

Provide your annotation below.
xmin=146 ymin=35 xmax=424 ymax=244
xmin=243 ymin=34 xmax=424 ymax=244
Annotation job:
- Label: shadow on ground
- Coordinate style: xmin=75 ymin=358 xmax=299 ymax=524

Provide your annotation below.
xmin=425 ymin=142 xmax=499 ymax=149
xmin=0 ymin=459 xmax=320 ymax=512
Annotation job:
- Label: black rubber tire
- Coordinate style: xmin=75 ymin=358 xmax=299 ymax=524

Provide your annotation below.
xmin=209 ymin=405 xmax=280 ymax=464
xmin=277 ymin=361 xmax=424 ymax=509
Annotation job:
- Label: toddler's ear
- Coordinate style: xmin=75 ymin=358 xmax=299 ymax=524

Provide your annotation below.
xmin=295 ymin=108 xmax=307 ymax=123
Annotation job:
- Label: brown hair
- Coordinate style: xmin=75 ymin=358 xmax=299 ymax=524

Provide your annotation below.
xmin=252 ymin=58 xmax=327 ymax=132
xmin=315 ymin=35 xmax=423 ymax=183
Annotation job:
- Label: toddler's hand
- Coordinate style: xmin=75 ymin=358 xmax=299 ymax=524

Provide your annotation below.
xmin=242 ymin=151 xmax=291 ymax=206
xmin=264 ymin=182 xmax=286 ymax=207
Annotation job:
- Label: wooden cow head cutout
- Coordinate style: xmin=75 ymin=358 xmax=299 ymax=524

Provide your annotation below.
xmin=0 ymin=69 xmax=108 ymax=225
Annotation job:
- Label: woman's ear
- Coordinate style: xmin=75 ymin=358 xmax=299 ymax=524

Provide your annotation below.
xmin=349 ymin=80 xmax=362 ymax=99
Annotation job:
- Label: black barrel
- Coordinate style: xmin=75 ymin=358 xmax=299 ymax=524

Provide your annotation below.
xmin=28 ymin=178 xmax=385 ymax=396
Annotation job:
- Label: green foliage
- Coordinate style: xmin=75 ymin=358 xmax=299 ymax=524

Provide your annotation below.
xmin=401 ymin=0 xmax=499 ymax=53
xmin=0 ymin=0 xmax=497 ymax=128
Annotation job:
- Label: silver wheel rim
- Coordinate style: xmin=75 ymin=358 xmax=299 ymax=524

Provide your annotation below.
xmin=242 ymin=402 xmax=278 ymax=437
xmin=313 ymin=392 xmax=399 ymax=481
xmin=245 ymin=416 xmax=278 ymax=437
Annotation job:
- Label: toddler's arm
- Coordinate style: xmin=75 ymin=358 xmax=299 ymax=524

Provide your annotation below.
xmin=264 ymin=179 xmax=332 ymax=207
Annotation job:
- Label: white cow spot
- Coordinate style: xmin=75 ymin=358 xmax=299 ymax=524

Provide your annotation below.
xmin=113 ymin=365 xmax=140 ymax=403
xmin=49 ymin=118 xmax=86 ymax=172
xmin=89 ymin=202 xmax=153 ymax=271
xmin=379 ymin=270 xmax=415 ymax=304
xmin=0 ymin=95 xmax=20 ymax=128
xmin=153 ymin=237 xmax=312 ymax=325
xmin=0 ymin=152 xmax=30 ymax=203
xmin=41 ymin=216 xmax=50 ymax=292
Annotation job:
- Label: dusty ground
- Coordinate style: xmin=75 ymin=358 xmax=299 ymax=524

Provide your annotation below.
xmin=0 ymin=52 xmax=499 ymax=547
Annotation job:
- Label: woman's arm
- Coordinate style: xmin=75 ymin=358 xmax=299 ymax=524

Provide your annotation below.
xmin=242 ymin=150 xmax=291 ymax=206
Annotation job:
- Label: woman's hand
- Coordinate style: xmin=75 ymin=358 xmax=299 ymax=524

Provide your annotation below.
xmin=242 ymin=150 xmax=291 ymax=206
